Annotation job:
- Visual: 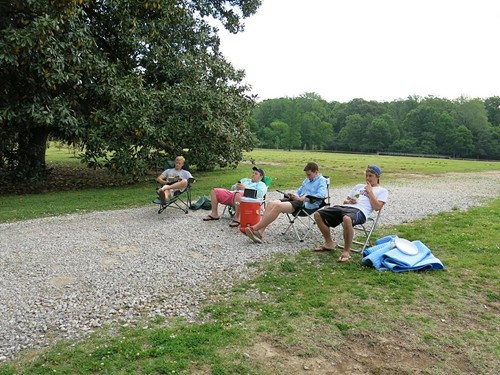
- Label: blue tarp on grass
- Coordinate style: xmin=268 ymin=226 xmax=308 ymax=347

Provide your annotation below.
xmin=362 ymin=236 xmax=444 ymax=272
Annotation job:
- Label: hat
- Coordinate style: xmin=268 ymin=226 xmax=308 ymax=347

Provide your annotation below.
xmin=367 ymin=165 xmax=382 ymax=176
xmin=252 ymin=166 xmax=265 ymax=177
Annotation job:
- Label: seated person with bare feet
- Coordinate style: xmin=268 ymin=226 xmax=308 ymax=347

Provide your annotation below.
xmin=314 ymin=165 xmax=388 ymax=263
xmin=156 ymin=156 xmax=193 ymax=203
xmin=203 ymin=167 xmax=267 ymax=228
xmin=245 ymin=162 xmax=327 ymax=243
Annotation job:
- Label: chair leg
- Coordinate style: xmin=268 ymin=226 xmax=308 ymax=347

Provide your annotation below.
xmin=155 ymin=187 xmax=191 ymax=214
xmin=282 ymin=213 xmax=317 ymax=242
xmin=337 ymin=222 xmax=373 ymax=253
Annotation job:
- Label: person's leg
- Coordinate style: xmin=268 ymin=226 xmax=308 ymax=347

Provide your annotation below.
xmin=314 ymin=211 xmax=337 ymax=250
xmin=252 ymin=200 xmax=294 ymax=235
xmin=203 ymin=188 xmax=227 ymax=220
xmin=339 ymin=215 xmax=354 ymax=262
xmin=161 ymin=179 xmax=188 ymax=200
xmin=156 ymin=187 xmax=167 ymax=203
xmin=209 ymin=189 xmax=220 ymax=218
xmin=233 ymin=193 xmax=242 ymax=222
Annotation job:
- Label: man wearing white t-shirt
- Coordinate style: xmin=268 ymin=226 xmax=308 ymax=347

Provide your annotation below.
xmin=314 ymin=165 xmax=389 ymax=263
xmin=156 ymin=156 xmax=193 ymax=203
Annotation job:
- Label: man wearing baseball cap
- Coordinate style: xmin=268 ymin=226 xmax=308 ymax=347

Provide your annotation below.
xmin=314 ymin=165 xmax=388 ymax=263
xmin=203 ymin=166 xmax=267 ymax=227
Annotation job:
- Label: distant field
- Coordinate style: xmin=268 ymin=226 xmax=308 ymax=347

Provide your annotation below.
xmin=0 ymin=148 xmax=498 ymax=223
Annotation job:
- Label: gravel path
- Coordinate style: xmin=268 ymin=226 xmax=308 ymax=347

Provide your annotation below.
xmin=0 ymin=172 xmax=499 ymax=362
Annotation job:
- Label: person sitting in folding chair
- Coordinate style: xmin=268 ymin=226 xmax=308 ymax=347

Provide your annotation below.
xmin=314 ymin=165 xmax=388 ymax=263
xmin=203 ymin=167 xmax=268 ymax=227
xmin=245 ymin=162 xmax=328 ymax=244
xmin=156 ymin=155 xmax=193 ymax=203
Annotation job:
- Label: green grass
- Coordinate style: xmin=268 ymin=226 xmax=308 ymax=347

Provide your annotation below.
xmin=0 ymin=148 xmax=498 ymax=223
xmin=1 ymin=199 xmax=498 ymax=374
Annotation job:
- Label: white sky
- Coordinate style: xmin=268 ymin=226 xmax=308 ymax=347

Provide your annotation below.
xmin=217 ymin=0 xmax=500 ymax=103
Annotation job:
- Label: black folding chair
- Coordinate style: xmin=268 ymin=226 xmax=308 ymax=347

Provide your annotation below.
xmin=282 ymin=176 xmax=331 ymax=242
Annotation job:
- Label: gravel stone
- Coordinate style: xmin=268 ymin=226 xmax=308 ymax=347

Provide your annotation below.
xmin=0 ymin=171 xmax=498 ymax=362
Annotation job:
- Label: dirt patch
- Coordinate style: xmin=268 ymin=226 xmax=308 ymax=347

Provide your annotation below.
xmin=49 ymin=276 xmax=78 ymax=287
xmin=106 ymin=244 xmax=140 ymax=255
xmin=101 ymin=256 xmax=121 ymax=267
xmin=246 ymin=336 xmax=440 ymax=374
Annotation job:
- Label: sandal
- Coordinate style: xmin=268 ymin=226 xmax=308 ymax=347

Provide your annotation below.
xmin=337 ymin=252 xmax=351 ymax=263
xmin=203 ymin=215 xmax=220 ymax=221
xmin=229 ymin=220 xmax=240 ymax=228
xmin=245 ymin=227 xmax=263 ymax=244
xmin=314 ymin=244 xmax=336 ymax=252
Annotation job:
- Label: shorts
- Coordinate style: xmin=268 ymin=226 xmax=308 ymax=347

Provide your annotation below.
xmin=214 ymin=188 xmax=238 ymax=205
xmin=281 ymin=198 xmax=304 ymax=212
xmin=317 ymin=205 xmax=366 ymax=228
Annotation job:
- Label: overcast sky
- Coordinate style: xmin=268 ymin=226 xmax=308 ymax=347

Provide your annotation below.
xmin=217 ymin=0 xmax=500 ymax=103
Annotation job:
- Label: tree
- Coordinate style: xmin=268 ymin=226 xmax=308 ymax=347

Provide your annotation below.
xmin=484 ymin=96 xmax=500 ymax=127
xmin=338 ymin=114 xmax=366 ymax=151
xmin=262 ymin=120 xmax=288 ymax=149
xmin=364 ymin=115 xmax=399 ymax=152
xmin=448 ymin=125 xmax=474 ymax=158
xmin=0 ymin=0 xmax=262 ymax=184
xmin=455 ymin=98 xmax=496 ymax=158
xmin=300 ymin=111 xmax=332 ymax=150
xmin=401 ymin=106 xmax=442 ymax=154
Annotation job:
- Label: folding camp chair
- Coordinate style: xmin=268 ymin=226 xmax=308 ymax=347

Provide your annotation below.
xmin=337 ymin=208 xmax=383 ymax=253
xmin=153 ymin=160 xmax=195 ymax=214
xmin=153 ymin=177 xmax=195 ymax=214
xmin=224 ymin=175 xmax=273 ymax=218
xmin=282 ymin=176 xmax=331 ymax=242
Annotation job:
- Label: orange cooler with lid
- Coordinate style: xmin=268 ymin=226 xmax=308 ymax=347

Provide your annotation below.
xmin=239 ymin=197 xmax=262 ymax=233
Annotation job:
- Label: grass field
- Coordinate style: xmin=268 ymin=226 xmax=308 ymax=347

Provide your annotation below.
xmin=0 ymin=149 xmax=499 ymax=374
xmin=0 ymin=148 xmax=498 ymax=223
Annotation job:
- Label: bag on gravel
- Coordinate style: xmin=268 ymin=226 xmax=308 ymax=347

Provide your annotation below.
xmin=190 ymin=196 xmax=212 ymax=210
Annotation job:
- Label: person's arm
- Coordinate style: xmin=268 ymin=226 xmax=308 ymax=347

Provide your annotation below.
xmin=313 ymin=177 xmax=327 ymax=199
xmin=289 ymin=193 xmax=308 ymax=202
xmin=344 ymin=196 xmax=356 ymax=204
xmin=344 ymin=184 xmax=362 ymax=204
xmin=364 ymin=184 xmax=385 ymax=211
xmin=294 ymin=177 xmax=327 ymax=203
xmin=231 ymin=178 xmax=246 ymax=191
xmin=255 ymin=181 xmax=268 ymax=198
xmin=290 ymin=179 xmax=307 ymax=201
xmin=156 ymin=170 xmax=169 ymax=185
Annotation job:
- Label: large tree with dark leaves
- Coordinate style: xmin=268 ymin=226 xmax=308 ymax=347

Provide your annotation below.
xmin=0 ymin=0 xmax=261 ymax=184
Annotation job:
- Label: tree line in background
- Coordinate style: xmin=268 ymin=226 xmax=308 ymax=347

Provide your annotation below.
xmin=249 ymin=93 xmax=500 ymax=160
